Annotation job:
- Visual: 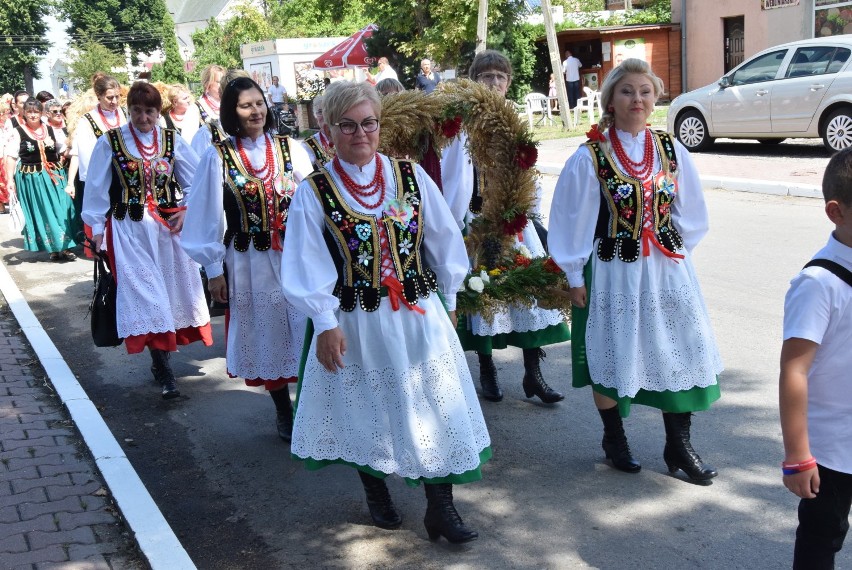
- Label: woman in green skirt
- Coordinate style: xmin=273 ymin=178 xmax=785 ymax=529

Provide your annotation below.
xmin=4 ymin=98 xmax=76 ymax=260
xmin=549 ymin=59 xmax=723 ymax=482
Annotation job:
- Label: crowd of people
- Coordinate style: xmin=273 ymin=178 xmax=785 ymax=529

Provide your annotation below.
xmin=2 ymin=51 xmax=848 ymax=566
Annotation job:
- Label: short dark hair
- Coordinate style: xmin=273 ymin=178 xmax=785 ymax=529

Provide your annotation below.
xmin=127 ymin=81 xmax=162 ymax=111
xmin=823 ymin=147 xmax=852 ymax=206
xmin=35 ymin=91 xmax=54 ymax=103
xmin=13 ymin=90 xmax=29 ymax=103
xmin=22 ymin=98 xmax=43 ymax=114
xmin=219 ymin=76 xmax=274 ymax=137
xmin=468 ymin=50 xmax=512 ymax=81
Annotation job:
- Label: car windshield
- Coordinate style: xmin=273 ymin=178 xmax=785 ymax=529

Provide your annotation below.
xmin=730 ymin=50 xmax=786 ymax=85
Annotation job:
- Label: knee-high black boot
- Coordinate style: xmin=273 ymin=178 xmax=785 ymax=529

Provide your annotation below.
xmin=270 ymin=388 xmax=293 ymax=442
xmin=522 ymin=348 xmax=564 ymax=403
xmin=149 ymin=349 xmax=179 ymax=399
xmin=477 ymin=352 xmax=503 ymax=402
xmin=423 ymin=483 xmax=478 ymax=543
xmin=662 ymin=412 xmax=717 ymax=481
xmin=358 ymin=471 xmax=402 ymax=529
xmin=598 ymin=405 xmax=641 ymax=473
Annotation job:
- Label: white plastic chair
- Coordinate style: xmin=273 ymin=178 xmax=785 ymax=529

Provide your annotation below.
xmin=573 ymin=87 xmax=599 ymax=127
xmin=524 ymin=93 xmax=554 ymax=128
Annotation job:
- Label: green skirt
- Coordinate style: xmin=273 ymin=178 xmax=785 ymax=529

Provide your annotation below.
xmin=571 ymin=263 xmax=720 ymax=418
xmin=456 ymin=314 xmax=570 ymax=355
xmin=15 ymin=168 xmax=76 ymax=253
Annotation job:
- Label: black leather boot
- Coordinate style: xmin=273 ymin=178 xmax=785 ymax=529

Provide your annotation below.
xmin=358 ymin=471 xmax=402 ymax=529
xmin=477 ymin=352 xmax=503 ymax=402
xmin=598 ymin=406 xmax=641 ymax=473
xmin=662 ymin=412 xmax=717 ymax=481
xmin=150 ymin=349 xmax=179 ymax=399
xmin=423 ymin=483 xmax=478 ymax=543
xmin=270 ymin=388 xmax=293 ymax=442
xmin=522 ymin=348 xmax=564 ymax=403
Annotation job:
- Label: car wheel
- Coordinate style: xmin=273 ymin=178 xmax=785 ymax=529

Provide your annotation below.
xmin=675 ymin=110 xmax=713 ymax=152
xmin=823 ymin=108 xmax=852 ymax=152
xmin=757 ymin=138 xmax=785 ymax=145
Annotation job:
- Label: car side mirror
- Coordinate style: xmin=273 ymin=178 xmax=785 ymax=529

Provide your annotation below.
xmin=719 ymin=76 xmax=731 ymax=89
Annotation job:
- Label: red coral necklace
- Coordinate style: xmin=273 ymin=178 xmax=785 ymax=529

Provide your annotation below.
xmin=333 ymin=155 xmax=385 ymax=210
xmin=23 ymin=123 xmax=46 ymax=141
xmin=609 ymin=126 xmax=654 ymax=180
xmin=98 ymin=106 xmax=120 ymax=130
xmin=129 ymin=123 xmax=160 ymax=160
xmin=202 ymin=94 xmax=220 ymax=114
xmin=237 ymin=134 xmax=276 ymax=192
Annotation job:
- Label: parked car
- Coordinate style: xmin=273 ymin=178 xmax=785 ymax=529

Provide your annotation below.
xmin=667 ymin=35 xmax=852 ymax=152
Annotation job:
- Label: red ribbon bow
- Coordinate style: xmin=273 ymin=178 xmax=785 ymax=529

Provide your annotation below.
xmin=586 ymin=124 xmax=607 ymax=142
xmin=381 ymin=276 xmax=425 ymax=315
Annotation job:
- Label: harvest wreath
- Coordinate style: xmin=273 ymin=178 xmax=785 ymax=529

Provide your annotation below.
xmin=378 ymin=80 xmax=572 ymax=320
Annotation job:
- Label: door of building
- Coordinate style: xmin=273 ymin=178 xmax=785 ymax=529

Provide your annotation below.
xmin=724 ymin=16 xmax=745 ymax=73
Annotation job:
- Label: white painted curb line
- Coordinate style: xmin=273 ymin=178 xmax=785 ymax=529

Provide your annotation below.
xmin=537 ymin=162 xmax=822 ymax=198
xmin=0 ymin=261 xmax=196 ymax=570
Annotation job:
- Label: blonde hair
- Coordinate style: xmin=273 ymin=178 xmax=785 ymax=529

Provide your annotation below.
xmin=322 ymin=81 xmax=381 ymax=127
xmin=219 ymin=69 xmax=250 ymax=95
xmin=201 ymin=65 xmax=227 ymax=94
xmin=164 ymin=84 xmax=194 ymax=111
xmin=598 ymin=58 xmax=664 ymax=132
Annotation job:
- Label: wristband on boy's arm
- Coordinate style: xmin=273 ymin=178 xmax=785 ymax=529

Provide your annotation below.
xmin=782 ymin=457 xmax=817 ymax=475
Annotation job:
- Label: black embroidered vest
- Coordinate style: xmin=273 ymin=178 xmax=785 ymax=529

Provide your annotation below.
xmin=587 ymin=130 xmax=683 ymax=263
xmin=217 ymin=135 xmax=295 ymax=252
xmin=307 ymin=158 xmax=438 ymax=312
xmin=84 ymin=113 xmax=105 ymax=138
xmin=469 ymin=166 xmax=485 ymax=215
xmin=15 ymin=126 xmax=60 ymax=172
xmin=304 ymin=135 xmax=334 ymax=171
xmin=107 ymin=128 xmax=179 ymax=222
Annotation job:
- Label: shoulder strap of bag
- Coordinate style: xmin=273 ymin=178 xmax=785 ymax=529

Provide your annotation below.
xmin=804 ymin=258 xmax=852 ymax=287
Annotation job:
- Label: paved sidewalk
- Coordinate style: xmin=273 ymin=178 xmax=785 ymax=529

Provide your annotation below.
xmin=0 ymin=301 xmax=146 ymax=570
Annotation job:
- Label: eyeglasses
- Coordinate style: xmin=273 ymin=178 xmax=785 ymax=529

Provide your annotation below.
xmin=476 ymin=71 xmax=511 ymax=85
xmin=49 ymin=110 xmax=63 ymax=115
xmin=333 ymin=118 xmax=379 ymax=135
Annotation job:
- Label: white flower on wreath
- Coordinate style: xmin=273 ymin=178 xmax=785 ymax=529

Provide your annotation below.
xmin=517 ymin=244 xmax=531 ymax=259
xmin=358 ymin=251 xmax=373 ymax=266
xmin=468 ymin=276 xmax=485 ymax=293
xmin=479 ymin=270 xmax=490 ymax=284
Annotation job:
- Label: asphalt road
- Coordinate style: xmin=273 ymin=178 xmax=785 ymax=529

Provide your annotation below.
xmin=1 ymin=180 xmax=846 ymax=569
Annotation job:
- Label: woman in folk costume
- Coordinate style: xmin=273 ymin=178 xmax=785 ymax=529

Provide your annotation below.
xmin=441 ymin=50 xmax=570 ymax=404
xmin=281 ymin=81 xmax=490 ymax=543
xmin=83 ymin=81 xmax=212 ymax=399
xmin=161 ymin=84 xmax=201 ymax=145
xmin=182 ymin=77 xmax=312 ymax=441
xmin=3 ymin=98 xmax=77 ymax=260
xmin=190 ymin=65 xmax=227 ymax=158
xmin=549 ymin=58 xmax=723 ymax=481
xmin=300 ymin=95 xmax=334 ymax=171
xmin=68 ymin=74 xmax=128 ymax=256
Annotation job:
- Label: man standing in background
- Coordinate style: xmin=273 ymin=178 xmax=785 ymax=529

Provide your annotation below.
xmin=562 ymin=48 xmax=582 ymax=109
xmin=267 ymin=76 xmax=288 ymax=111
xmin=415 ymin=59 xmax=442 ymax=93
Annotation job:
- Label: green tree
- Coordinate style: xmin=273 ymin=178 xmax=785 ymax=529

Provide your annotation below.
xmin=151 ymin=10 xmax=186 ymax=83
xmin=56 ymin=0 xmax=168 ymax=58
xmin=189 ymin=3 xmax=273 ymax=82
xmin=267 ymin=0 xmax=369 ymax=38
xmin=67 ymin=38 xmax=124 ymax=91
xmin=0 ymin=1 xmax=50 ymax=92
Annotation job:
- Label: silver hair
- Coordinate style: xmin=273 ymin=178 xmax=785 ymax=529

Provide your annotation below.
xmin=322 ymin=81 xmax=381 ymax=128
xmin=597 ymin=58 xmax=665 ymax=132
xmin=312 ymin=95 xmax=324 ymax=118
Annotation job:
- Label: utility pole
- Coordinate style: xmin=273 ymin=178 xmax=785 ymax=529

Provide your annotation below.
xmin=540 ymin=0 xmax=572 ymax=129
xmin=475 ymin=0 xmax=488 ymax=54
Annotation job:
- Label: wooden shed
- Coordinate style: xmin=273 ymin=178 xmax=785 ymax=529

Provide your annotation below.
xmin=544 ymin=23 xmax=682 ymax=101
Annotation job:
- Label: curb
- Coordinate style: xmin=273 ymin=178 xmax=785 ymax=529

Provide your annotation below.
xmin=0 ymin=261 xmax=196 ymax=570
xmin=536 ymin=162 xmax=822 ymax=198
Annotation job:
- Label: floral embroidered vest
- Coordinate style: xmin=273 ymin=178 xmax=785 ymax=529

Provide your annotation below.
xmin=84 ymin=113 xmax=105 ymax=138
xmin=217 ymin=135 xmax=296 ymax=252
xmin=586 ymin=130 xmax=683 ymax=263
xmin=107 ymin=128 xmax=179 ymax=222
xmin=307 ymin=158 xmax=438 ymax=312
xmin=15 ymin=126 xmax=60 ymax=171
xmin=304 ymin=135 xmax=334 ymax=171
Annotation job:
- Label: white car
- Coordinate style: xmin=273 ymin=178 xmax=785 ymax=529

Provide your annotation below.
xmin=667 ymin=35 xmax=852 ymax=152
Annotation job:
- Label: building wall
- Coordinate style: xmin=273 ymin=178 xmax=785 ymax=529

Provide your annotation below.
xmin=682 ymin=0 xmax=809 ymax=90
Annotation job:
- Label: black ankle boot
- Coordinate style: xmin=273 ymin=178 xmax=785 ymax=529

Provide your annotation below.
xmin=358 ymin=471 xmax=402 ymax=529
xmin=598 ymin=406 xmax=641 ymax=473
xmin=423 ymin=483 xmax=478 ymax=543
xmin=270 ymin=388 xmax=293 ymax=442
xmin=477 ymin=353 xmax=503 ymax=402
xmin=521 ymin=348 xmax=564 ymax=403
xmin=150 ymin=349 xmax=179 ymax=399
xmin=662 ymin=412 xmax=717 ymax=481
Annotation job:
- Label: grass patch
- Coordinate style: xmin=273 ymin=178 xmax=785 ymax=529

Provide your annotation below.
xmin=529 ymin=105 xmax=670 ymax=142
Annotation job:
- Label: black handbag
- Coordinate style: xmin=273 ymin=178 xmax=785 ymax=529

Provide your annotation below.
xmin=89 ymin=252 xmax=123 ymax=347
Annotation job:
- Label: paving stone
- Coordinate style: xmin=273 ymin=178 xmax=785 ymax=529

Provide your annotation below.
xmin=1 ymin=428 xmax=27 ymax=440
xmin=45 ymin=480 xmax=101 ymax=502
xmin=12 ymin=473 xmax=71 ymax=494
xmin=0 ymin=512 xmax=57 ymax=537
xmin=56 ymin=510 xmax=118 ymax=531
xmin=3 ymin=436 xmax=58 ymax=452
xmin=69 ymin=472 xmax=98 ymax=486
xmin=25 ymin=428 xmax=75 ymax=440
xmin=66 ymin=540 xmax=121 ymax=558
xmin=0 ymin=465 xmax=39 ymax=483
xmin=0 ymin=486 xmax=48 ymax=508
xmin=5 ymin=385 xmax=41 ymax=397
xmin=0 ymin=503 xmax=20 ymax=523
xmin=7 ymin=452 xmax=73 ymax=472
xmin=19 ymin=496 xmax=87 ymax=521
xmin=1 ymin=443 xmax=78 ymax=460
xmin=28 ymin=526 xmax=97 ymax=550
xmin=39 ymin=459 xmax=94 ymax=479
xmin=0 ymin=532 xmax=28 ymax=554
xmin=3 ymin=545 xmax=68 ymax=567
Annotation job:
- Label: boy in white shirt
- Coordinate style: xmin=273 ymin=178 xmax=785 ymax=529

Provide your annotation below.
xmin=780 ymin=147 xmax=852 ymax=569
